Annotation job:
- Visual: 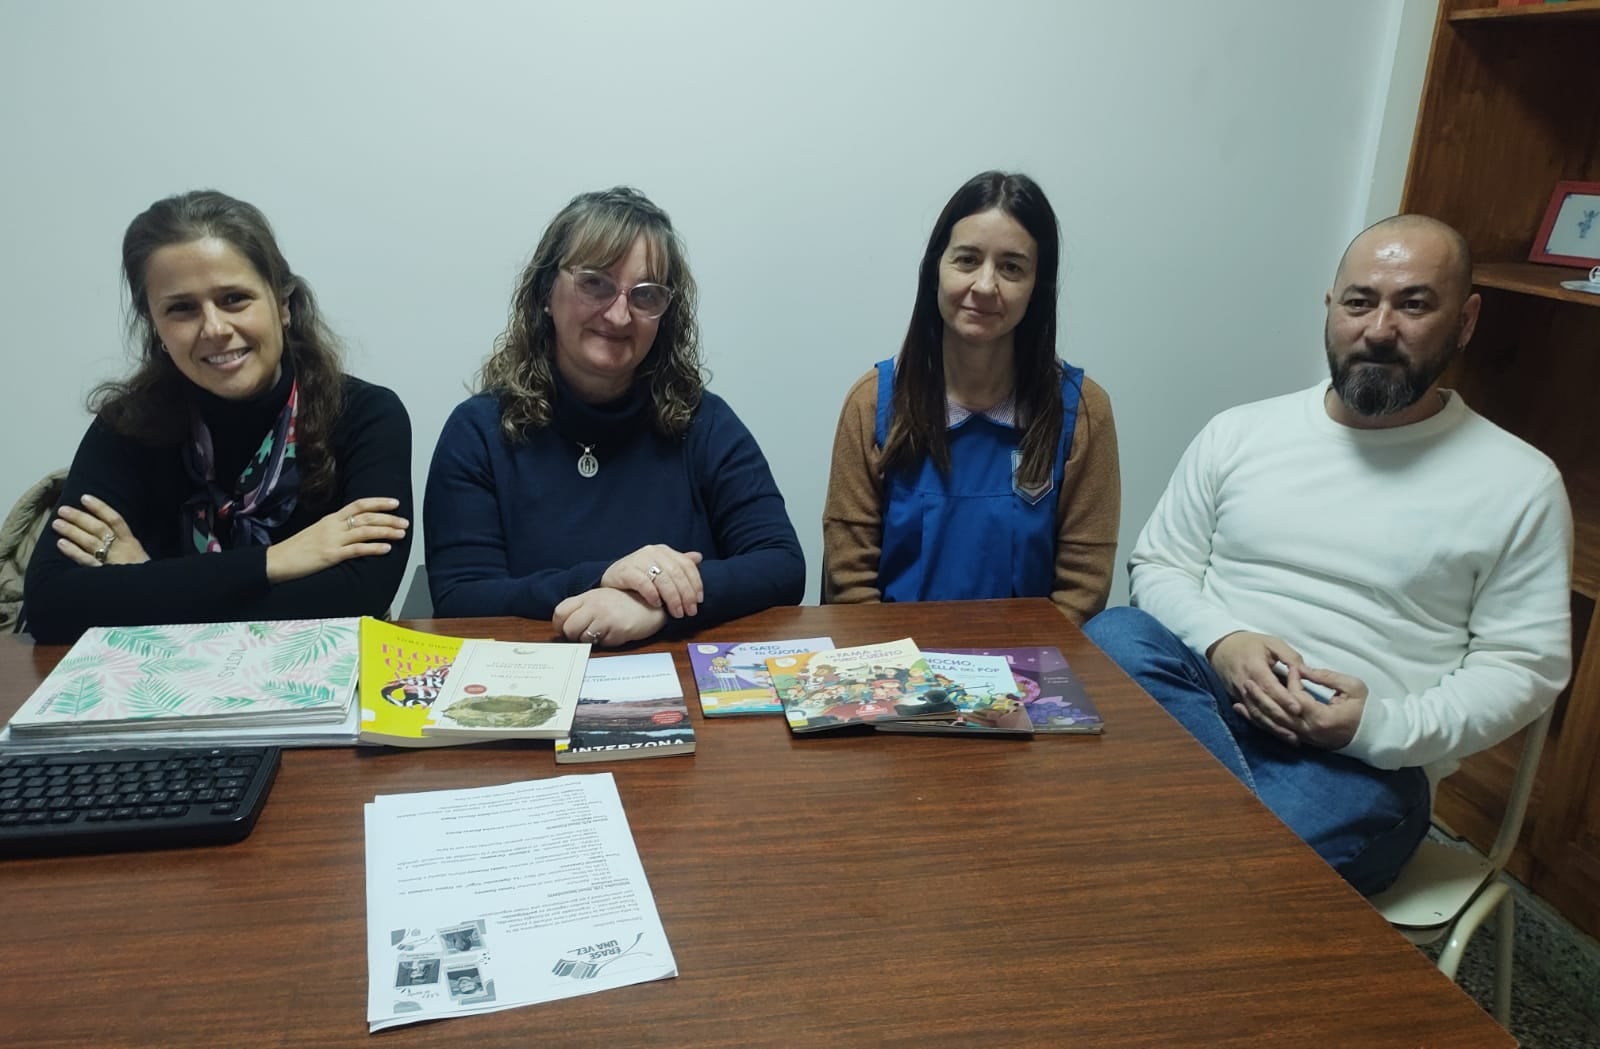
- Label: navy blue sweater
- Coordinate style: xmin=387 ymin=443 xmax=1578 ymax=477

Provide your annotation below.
xmin=423 ymin=381 xmax=804 ymax=628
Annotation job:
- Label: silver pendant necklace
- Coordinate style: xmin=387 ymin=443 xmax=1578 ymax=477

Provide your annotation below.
xmin=576 ymin=443 xmax=599 ymax=478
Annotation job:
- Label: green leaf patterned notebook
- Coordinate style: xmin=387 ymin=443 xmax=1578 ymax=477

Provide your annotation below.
xmin=9 ymin=618 xmax=360 ymax=737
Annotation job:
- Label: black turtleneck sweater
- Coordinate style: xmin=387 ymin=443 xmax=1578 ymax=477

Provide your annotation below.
xmin=24 ymin=364 xmax=413 ymax=643
xmin=423 ymin=373 xmax=804 ymax=628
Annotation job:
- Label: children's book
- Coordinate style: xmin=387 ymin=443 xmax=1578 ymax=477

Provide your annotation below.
xmin=873 ymin=651 xmax=1035 ymax=736
xmin=9 ymin=618 xmax=360 ymax=738
xmin=686 ymin=638 xmax=834 ymax=716
xmin=555 ymin=652 xmax=695 ymax=763
xmin=938 ymin=647 xmax=1103 ymax=734
xmin=767 ymin=638 xmax=936 ymax=734
xmin=358 ymin=619 xmax=474 ymax=747
xmin=422 ymin=639 xmax=590 ymax=741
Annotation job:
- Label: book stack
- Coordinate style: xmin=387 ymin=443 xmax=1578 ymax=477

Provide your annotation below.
xmin=1 ymin=618 xmax=364 ymax=751
xmin=359 ymin=621 xmax=695 ymax=763
xmin=686 ymin=637 xmax=1102 ymax=738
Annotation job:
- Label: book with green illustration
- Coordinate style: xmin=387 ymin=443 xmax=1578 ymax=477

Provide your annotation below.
xmin=8 ymin=618 xmax=361 ymax=738
xmin=422 ymin=639 xmax=591 ymax=741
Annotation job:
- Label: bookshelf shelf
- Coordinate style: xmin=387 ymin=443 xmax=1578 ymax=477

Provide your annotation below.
xmin=1451 ymin=0 xmax=1600 ymax=24
xmin=1473 ymin=262 xmax=1600 ymax=306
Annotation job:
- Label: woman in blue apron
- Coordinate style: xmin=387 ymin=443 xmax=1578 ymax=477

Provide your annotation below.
xmin=822 ymin=171 xmax=1121 ymax=624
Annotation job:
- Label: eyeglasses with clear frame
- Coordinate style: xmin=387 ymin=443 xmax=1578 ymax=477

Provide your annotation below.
xmin=565 ymin=268 xmax=675 ymax=320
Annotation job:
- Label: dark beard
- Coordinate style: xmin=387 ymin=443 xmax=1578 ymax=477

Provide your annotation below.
xmin=1325 ymin=327 xmax=1459 ymax=418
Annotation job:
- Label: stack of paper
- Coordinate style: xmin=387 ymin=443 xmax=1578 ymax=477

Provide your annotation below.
xmin=364 ymin=773 xmax=677 ymax=1031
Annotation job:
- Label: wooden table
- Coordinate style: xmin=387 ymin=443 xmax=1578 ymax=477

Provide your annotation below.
xmin=0 ymin=600 xmax=1511 ymax=1048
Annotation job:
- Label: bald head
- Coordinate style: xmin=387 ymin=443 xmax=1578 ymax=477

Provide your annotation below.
xmin=1334 ymin=214 xmax=1473 ymax=301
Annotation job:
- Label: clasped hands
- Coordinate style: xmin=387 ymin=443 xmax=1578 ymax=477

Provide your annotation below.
xmin=553 ymin=544 xmax=704 ymax=648
xmin=53 ymin=494 xmax=408 ymax=583
xmin=1207 ymin=631 xmax=1367 ymax=750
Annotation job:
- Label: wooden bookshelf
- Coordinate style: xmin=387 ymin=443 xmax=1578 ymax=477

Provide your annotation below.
xmin=1451 ymin=0 xmax=1600 ymax=24
xmin=1406 ymin=0 xmax=1600 ymax=942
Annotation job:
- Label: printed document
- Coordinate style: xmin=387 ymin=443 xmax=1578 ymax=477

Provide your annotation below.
xmin=364 ymin=773 xmax=676 ymax=1031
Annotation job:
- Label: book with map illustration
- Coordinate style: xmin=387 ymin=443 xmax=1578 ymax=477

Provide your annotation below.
xmin=8 ymin=618 xmax=361 ymax=738
xmin=937 ymin=647 xmax=1103 ymax=734
xmin=555 ymin=652 xmax=695 ymax=763
xmin=422 ymin=639 xmax=590 ymax=741
xmin=686 ymin=637 xmax=834 ymax=716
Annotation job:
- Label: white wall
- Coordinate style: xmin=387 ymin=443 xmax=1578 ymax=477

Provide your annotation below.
xmin=0 ymin=0 xmax=1430 ymax=608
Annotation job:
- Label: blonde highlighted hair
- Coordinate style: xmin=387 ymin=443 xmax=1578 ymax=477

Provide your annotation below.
xmin=479 ymin=187 xmax=704 ymax=440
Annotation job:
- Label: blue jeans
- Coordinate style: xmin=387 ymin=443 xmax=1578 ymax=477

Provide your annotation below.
xmin=1083 ymin=607 xmax=1430 ymax=896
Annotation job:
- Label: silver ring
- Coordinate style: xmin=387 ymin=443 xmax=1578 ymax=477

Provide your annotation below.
xmin=584 ymin=629 xmax=602 ymax=642
xmin=647 ymin=564 xmax=662 ymax=579
xmin=94 ymin=533 xmax=115 ymax=564
xmin=346 ymin=515 xmax=357 ymax=530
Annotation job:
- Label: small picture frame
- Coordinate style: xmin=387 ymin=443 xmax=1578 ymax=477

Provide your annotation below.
xmin=1529 ymin=180 xmax=1600 ymax=267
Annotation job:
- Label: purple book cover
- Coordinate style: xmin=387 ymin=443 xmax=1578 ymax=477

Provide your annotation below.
xmin=939 ymin=647 xmax=1103 ymax=734
xmin=686 ymin=638 xmax=834 ymax=716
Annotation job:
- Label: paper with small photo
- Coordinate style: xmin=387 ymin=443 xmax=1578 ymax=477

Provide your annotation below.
xmin=364 ymin=773 xmax=677 ymax=1032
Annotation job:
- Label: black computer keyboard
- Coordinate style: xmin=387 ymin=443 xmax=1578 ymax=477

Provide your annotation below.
xmin=0 ymin=745 xmax=281 ymax=858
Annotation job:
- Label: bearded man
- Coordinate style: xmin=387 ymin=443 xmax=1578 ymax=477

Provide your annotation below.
xmin=1084 ymin=215 xmax=1572 ymax=895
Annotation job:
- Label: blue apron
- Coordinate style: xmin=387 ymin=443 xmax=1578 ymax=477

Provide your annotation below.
xmin=874 ymin=358 xmax=1082 ymax=602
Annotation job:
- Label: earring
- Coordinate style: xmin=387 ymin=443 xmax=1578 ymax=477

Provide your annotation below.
xmin=543 ymin=305 xmax=552 ymax=315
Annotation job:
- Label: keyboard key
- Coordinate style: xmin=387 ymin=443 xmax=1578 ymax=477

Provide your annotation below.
xmin=137 ymin=807 xmax=161 ymax=820
xmin=210 ymin=803 xmax=237 ymax=816
xmin=159 ymin=805 xmax=187 ymax=818
xmin=49 ymin=810 xmax=77 ymax=824
xmin=85 ymin=809 xmax=109 ymax=821
xmin=110 ymin=808 xmax=135 ymax=820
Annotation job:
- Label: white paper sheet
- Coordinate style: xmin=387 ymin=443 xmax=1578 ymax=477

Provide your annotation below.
xmin=364 ymin=773 xmax=676 ymax=1032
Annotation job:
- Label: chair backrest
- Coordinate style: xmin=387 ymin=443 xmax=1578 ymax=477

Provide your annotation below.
xmin=1484 ymin=703 xmax=1556 ymax=871
xmin=396 ymin=563 xmax=432 ymax=620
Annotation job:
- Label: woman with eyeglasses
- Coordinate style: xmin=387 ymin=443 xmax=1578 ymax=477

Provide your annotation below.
xmin=822 ymin=171 xmax=1121 ymax=623
xmin=23 ymin=189 xmax=413 ymax=643
xmin=424 ymin=186 xmax=804 ymax=646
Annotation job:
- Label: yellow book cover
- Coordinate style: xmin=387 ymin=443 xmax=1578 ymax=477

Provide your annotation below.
xmin=357 ymin=618 xmax=471 ymax=747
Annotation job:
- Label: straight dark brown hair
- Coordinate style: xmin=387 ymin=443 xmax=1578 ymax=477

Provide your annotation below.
xmin=91 ymin=189 xmax=346 ymax=498
xmin=881 ymin=171 xmax=1064 ymax=487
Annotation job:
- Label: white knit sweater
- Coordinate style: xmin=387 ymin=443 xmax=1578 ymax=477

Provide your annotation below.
xmin=1130 ymin=383 xmax=1572 ymax=780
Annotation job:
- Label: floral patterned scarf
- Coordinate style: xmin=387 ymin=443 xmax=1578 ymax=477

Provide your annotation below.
xmin=181 ymin=381 xmax=302 ymax=553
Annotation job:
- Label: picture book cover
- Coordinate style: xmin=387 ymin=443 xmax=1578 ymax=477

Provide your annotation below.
xmin=555 ymin=652 xmax=695 ymax=763
xmin=423 ymin=640 xmax=591 ymax=740
xmin=767 ymin=638 xmax=936 ymax=734
xmin=939 ymin=647 xmax=1103 ymax=734
xmin=10 ymin=618 xmax=360 ymax=737
xmin=686 ymin=637 xmax=834 ymax=716
xmin=358 ymin=619 xmax=473 ymax=748
xmin=875 ymin=651 xmax=1036 ymax=736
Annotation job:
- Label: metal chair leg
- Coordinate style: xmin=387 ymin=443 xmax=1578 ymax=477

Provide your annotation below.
xmin=1494 ymin=887 xmax=1515 ymax=1027
xmin=1436 ymin=881 xmax=1509 ymax=981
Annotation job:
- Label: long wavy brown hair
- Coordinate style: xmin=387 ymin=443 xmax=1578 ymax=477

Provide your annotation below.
xmin=479 ymin=187 xmax=704 ymax=440
xmin=881 ymin=171 xmax=1065 ymax=488
xmin=90 ymin=190 xmax=346 ymax=499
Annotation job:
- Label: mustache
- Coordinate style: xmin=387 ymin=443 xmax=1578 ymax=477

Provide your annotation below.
xmin=1349 ymin=344 xmax=1406 ymax=365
